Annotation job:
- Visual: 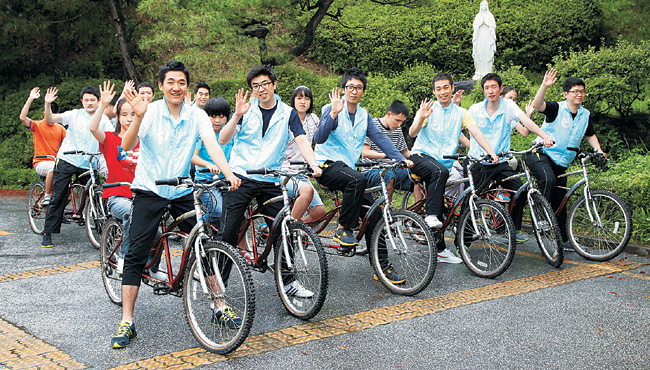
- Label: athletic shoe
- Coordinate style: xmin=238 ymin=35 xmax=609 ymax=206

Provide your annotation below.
xmin=116 ymin=256 xmax=124 ymax=275
xmin=424 ymin=215 xmax=443 ymax=229
xmin=61 ymin=217 xmax=71 ymax=224
xmin=437 ymin=248 xmax=462 ymax=264
xmin=373 ymin=263 xmax=406 ymax=284
xmin=333 ymin=228 xmax=358 ymax=247
xmin=239 ymin=249 xmax=254 ymax=264
xmin=284 ymin=280 xmax=314 ymax=298
xmin=149 ymin=270 xmax=168 ymax=281
xmin=111 ymin=321 xmax=137 ymax=348
xmin=563 ymin=240 xmax=575 ymax=252
xmin=41 ymin=194 xmax=51 ymax=207
xmin=211 ymin=307 xmax=242 ymax=329
xmin=515 ymin=231 xmax=530 ymax=243
xmin=41 ymin=233 xmax=53 ymax=248
xmin=495 ymin=192 xmax=510 ymax=202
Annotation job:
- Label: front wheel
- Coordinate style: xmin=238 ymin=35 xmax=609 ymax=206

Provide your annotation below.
xmin=184 ymin=241 xmax=255 ymax=355
xmin=567 ymin=190 xmax=632 ymax=261
xmin=275 ymin=221 xmax=328 ymax=320
xmin=371 ymin=209 xmax=435 ymax=295
xmin=85 ymin=187 xmax=106 ymax=249
xmin=529 ymin=192 xmax=563 ymax=267
xmin=457 ymin=198 xmax=516 ymax=278
xmin=100 ymin=220 xmax=123 ymax=305
xmin=27 ymin=180 xmax=47 ymax=234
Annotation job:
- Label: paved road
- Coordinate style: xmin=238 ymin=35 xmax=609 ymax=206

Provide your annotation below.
xmin=1 ymin=193 xmax=649 ymax=369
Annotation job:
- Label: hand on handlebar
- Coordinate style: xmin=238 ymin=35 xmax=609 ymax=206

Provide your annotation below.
xmin=402 ymin=159 xmax=414 ymax=168
xmin=541 ymin=136 xmax=554 ymax=148
xmin=310 ymin=164 xmax=322 ymax=177
xmin=226 ymin=173 xmax=241 ymax=191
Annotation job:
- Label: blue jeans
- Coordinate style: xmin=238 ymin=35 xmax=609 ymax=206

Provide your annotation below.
xmin=107 ymin=196 xmax=132 ymax=258
xmin=199 ymin=186 xmax=223 ymax=228
xmin=364 ymin=168 xmax=412 ymax=191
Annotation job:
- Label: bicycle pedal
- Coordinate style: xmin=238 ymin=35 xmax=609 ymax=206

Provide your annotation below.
xmin=337 ymin=245 xmax=356 ymax=257
xmin=153 ymin=284 xmax=170 ymax=295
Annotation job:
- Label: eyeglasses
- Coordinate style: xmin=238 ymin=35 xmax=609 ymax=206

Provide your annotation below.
xmin=251 ymin=81 xmax=273 ymax=90
xmin=568 ymin=89 xmax=587 ymax=96
xmin=344 ymin=85 xmax=364 ymax=92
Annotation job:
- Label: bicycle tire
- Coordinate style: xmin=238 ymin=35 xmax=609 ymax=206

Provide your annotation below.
xmin=100 ymin=220 xmax=123 ymax=305
xmin=457 ymin=198 xmax=516 ymax=278
xmin=85 ymin=186 xmax=105 ymax=249
xmin=529 ymin=192 xmax=563 ymax=267
xmin=244 ymin=214 xmax=272 ymax=265
xmin=275 ymin=221 xmax=328 ymax=320
xmin=567 ymin=190 xmax=632 ymax=262
xmin=184 ymin=240 xmax=255 ymax=355
xmin=27 ymin=180 xmax=46 ymax=234
xmin=370 ymin=209 xmax=436 ymax=295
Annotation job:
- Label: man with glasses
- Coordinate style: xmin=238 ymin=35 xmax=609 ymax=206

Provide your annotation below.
xmin=529 ymin=69 xmax=605 ymax=250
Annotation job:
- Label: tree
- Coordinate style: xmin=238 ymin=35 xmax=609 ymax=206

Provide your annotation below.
xmin=108 ymin=0 xmax=141 ymax=83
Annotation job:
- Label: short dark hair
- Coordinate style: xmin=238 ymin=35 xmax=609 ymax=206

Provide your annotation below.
xmin=137 ymin=81 xmax=153 ymax=93
xmin=246 ymin=65 xmax=276 ymax=88
xmin=80 ymin=86 xmax=100 ymax=100
xmin=432 ymin=73 xmax=454 ymax=89
xmin=481 ymin=73 xmax=502 ymax=88
xmin=290 ymin=86 xmax=314 ymax=114
xmin=203 ymin=97 xmax=231 ymax=118
xmin=386 ymin=100 xmax=409 ymax=117
xmin=341 ymin=67 xmax=367 ymax=90
xmin=158 ymin=60 xmax=190 ymax=85
xmin=114 ymin=98 xmax=128 ymax=134
xmin=501 ymin=86 xmax=517 ymax=96
xmin=195 ymin=82 xmax=210 ymax=94
xmin=108 ymin=95 xmax=120 ymax=106
xmin=50 ymin=102 xmax=60 ymax=114
xmin=563 ymin=77 xmax=585 ymax=93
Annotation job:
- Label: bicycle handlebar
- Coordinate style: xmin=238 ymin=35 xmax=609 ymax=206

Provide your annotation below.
xmin=355 ymin=159 xmax=408 ymax=169
xmin=155 ymin=177 xmax=185 ymax=186
xmin=246 ymin=168 xmax=268 ymax=175
xmin=103 ymin=182 xmax=132 ymax=189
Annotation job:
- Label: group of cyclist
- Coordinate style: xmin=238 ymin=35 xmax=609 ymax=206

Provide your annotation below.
xmin=21 ymin=59 xmax=604 ymax=350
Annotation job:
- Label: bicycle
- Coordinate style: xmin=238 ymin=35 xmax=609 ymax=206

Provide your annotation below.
xmin=100 ymin=176 xmax=254 ymax=354
xmin=27 ymin=151 xmax=106 ymax=248
xmin=400 ymin=153 xmax=517 ymax=279
xmin=553 ymin=147 xmax=632 ymax=261
xmin=237 ymin=164 xmax=328 ymax=320
xmin=480 ymin=143 xmax=564 ymax=267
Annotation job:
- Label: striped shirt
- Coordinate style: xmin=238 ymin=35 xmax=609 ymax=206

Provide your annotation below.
xmin=364 ymin=118 xmax=407 ymax=153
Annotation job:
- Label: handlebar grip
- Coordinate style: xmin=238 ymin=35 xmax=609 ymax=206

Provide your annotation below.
xmin=355 ymin=161 xmax=375 ymax=168
xmin=63 ymin=150 xmax=83 ymax=155
xmin=103 ymin=182 xmax=131 ymax=189
xmin=443 ymin=155 xmax=459 ymax=160
xmin=290 ymin=161 xmax=308 ymax=166
xmin=246 ymin=168 xmax=268 ymax=175
xmin=567 ymin=147 xmax=580 ymax=153
xmin=198 ymin=168 xmax=214 ymax=173
xmin=34 ymin=155 xmax=54 ymax=159
xmin=155 ymin=178 xmax=180 ymax=186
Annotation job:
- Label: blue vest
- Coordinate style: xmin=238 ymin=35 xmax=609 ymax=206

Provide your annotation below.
xmin=314 ymin=103 xmax=369 ymax=168
xmin=229 ymin=96 xmax=291 ymax=183
xmin=412 ymin=101 xmax=464 ymax=169
xmin=469 ymin=97 xmax=512 ymax=162
xmin=541 ymin=101 xmax=590 ymax=167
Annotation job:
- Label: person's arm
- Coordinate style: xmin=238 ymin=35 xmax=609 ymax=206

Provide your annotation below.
xmin=362 ymin=144 xmax=387 ymax=159
xmin=295 ymin=135 xmax=322 ymax=177
xmin=19 ymin=87 xmax=40 ymax=128
xmin=459 ymin=134 xmax=470 ymax=149
xmin=367 ymin=119 xmax=405 ymax=162
xmin=586 ymin=135 xmax=605 ymax=155
xmin=203 ymin=134 xmax=240 ymax=190
xmin=518 ymin=113 xmax=553 ymax=146
xmin=90 ymin=81 xmax=116 ymax=145
xmin=314 ymin=88 xmax=344 ymax=144
xmin=532 ymin=69 xmax=557 ymax=112
xmin=44 ymin=87 xmax=63 ymax=123
xmin=514 ymin=123 xmax=529 ymax=137
xmin=409 ymin=99 xmax=434 ymax=137
xmin=220 ymin=88 xmax=251 ymax=145
xmin=121 ymin=85 xmax=148 ymax=151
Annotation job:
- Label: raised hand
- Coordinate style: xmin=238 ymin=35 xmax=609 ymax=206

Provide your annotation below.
xmin=329 ymin=87 xmax=344 ymax=116
xmin=123 ymin=87 xmax=148 ymax=117
xmin=234 ymin=88 xmax=252 ymax=116
xmin=29 ymin=87 xmax=41 ymax=100
xmin=525 ymin=99 xmax=535 ymax=117
xmin=542 ymin=69 xmax=558 ymax=87
xmin=418 ymin=98 xmax=435 ymax=119
xmin=44 ymin=87 xmax=58 ymax=104
xmin=453 ymin=89 xmax=465 ymax=106
xmin=99 ymin=81 xmax=116 ymax=106
xmin=124 ymin=80 xmax=135 ymax=95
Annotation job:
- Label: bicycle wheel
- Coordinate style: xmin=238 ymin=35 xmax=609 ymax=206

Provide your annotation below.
xmin=184 ymin=240 xmax=254 ymax=355
xmin=528 ymin=192 xmax=563 ymax=267
xmin=27 ymin=180 xmax=46 ymax=234
xmin=85 ymin=186 xmax=106 ymax=249
xmin=457 ymin=198 xmax=516 ymax=278
xmin=66 ymin=183 xmax=84 ymax=217
xmin=244 ymin=214 xmax=271 ymax=264
xmin=275 ymin=221 xmax=328 ymax=320
xmin=567 ymin=190 xmax=632 ymax=261
xmin=370 ymin=209 xmax=435 ymax=295
xmin=400 ymin=189 xmax=425 ymax=214
xmin=100 ymin=220 xmax=123 ymax=305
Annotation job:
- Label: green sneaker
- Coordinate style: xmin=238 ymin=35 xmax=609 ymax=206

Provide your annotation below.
xmin=211 ymin=306 xmax=242 ymax=329
xmin=111 ymin=321 xmax=137 ymax=349
xmin=515 ymin=231 xmax=529 ymax=243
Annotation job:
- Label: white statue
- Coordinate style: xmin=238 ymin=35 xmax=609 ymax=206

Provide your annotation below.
xmin=472 ymin=0 xmax=496 ymax=80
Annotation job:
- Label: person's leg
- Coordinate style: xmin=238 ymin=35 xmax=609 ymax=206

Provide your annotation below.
xmin=107 ymin=196 xmax=133 ymax=258
xmin=316 ymin=161 xmax=366 ymax=231
xmin=495 ymin=163 xmax=525 ymax=231
xmin=549 ymin=162 xmax=568 ymax=242
xmin=35 ymin=161 xmax=55 ymax=196
xmin=288 ymin=177 xmax=312 ymax=221
xmin=410 ymin=154 xmax=449 ymax=227
xmin=42 ymin=160 xmax=83 ymax=247
xmin=526 ymin=152 xmax=557 ymax=201
xmin=199 ymin=186 xmax=222 ymax=229
xmin=220 ymin=179 xmax=256 ymax=248
xmin=302 ymin=183 xmax=327 ymax=225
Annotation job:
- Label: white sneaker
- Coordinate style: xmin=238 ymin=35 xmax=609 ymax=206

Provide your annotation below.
xmin=284 ymin=280 xmax=314 ymax=298
xmin=425 ymin=215 xmax=443 ymax=228
xmin=149 ymin=270 xmax=168 ymax=281
xmin=41 ymin=194 xmax=51 ymax=207
xmin=437 ymin=248 xmax=462 ymax=264
xmin=116 ymin=256 xmax=124 ymax=275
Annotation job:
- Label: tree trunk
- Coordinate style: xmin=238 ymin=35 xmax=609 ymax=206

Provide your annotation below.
xmin=107 ymin=0 xmax=140 ymax=83
xmin=288 ymin=0 xmax=335 ymax=57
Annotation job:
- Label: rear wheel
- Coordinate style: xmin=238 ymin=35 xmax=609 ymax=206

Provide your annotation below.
xmin=184 ymin=240 xmax=254 ymax=355
xmin=27 ymin=180 xmax=47 ymax=234
xmin=275 ymin=221 xmax=328 ymax=320
xmin=529 ymin=192 xmax=563 ymax=267
xmin=100 ymin=220 xmax=123 ymax=305
xmin=457 ymin=198 xmax=516 ymax=278
xmin=568 ymin=190 xmax=632 ymax=261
